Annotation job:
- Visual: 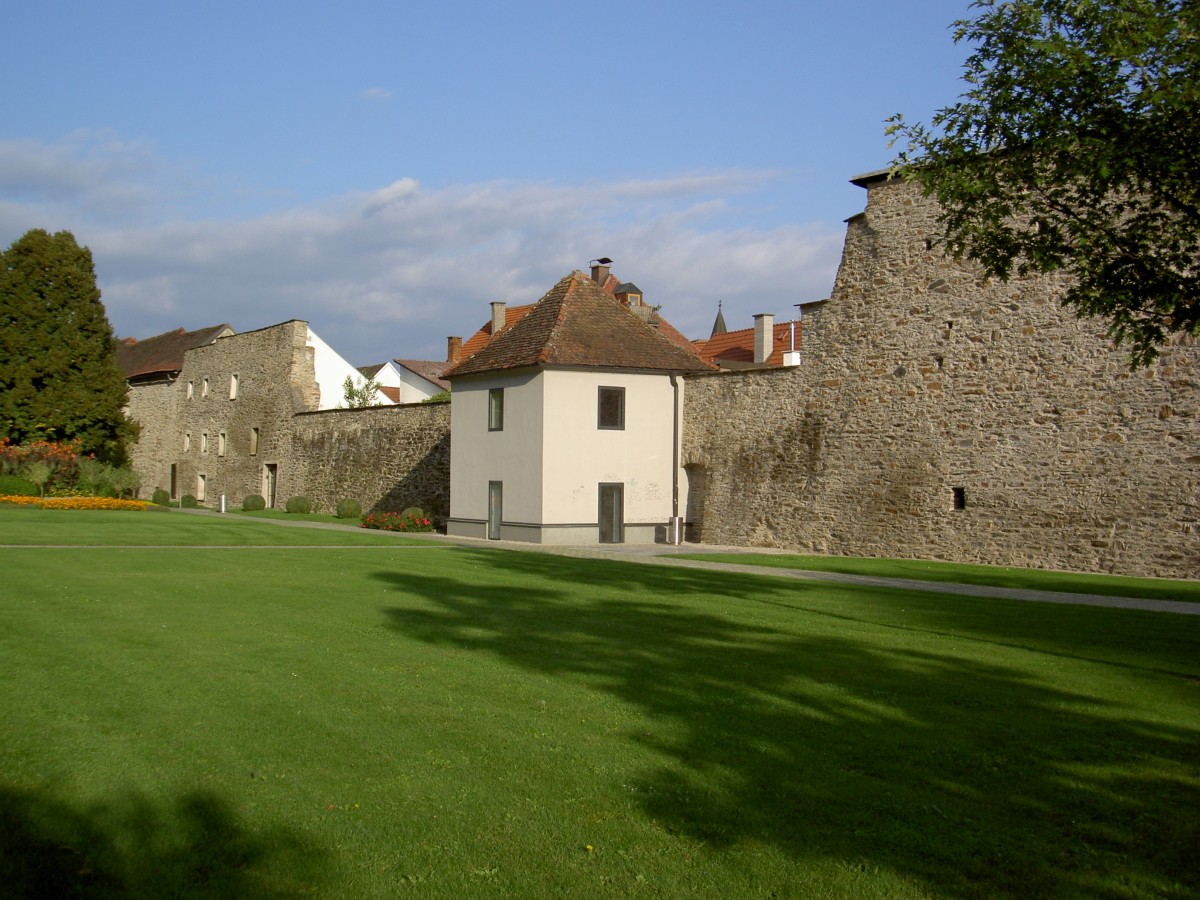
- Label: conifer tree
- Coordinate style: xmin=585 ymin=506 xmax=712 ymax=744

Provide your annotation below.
xmin=0 ymin=229 xmax=136 ymax=463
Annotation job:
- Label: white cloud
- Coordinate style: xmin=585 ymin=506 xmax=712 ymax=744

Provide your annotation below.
xmin=0 ymin=137 xmax=849 ymax=365
xmin=361 ymin=87 xmax=394 ymax=102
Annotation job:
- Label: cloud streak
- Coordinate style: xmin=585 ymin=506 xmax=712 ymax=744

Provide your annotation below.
xmin=0 ymin=137 xmax=847 ymax=365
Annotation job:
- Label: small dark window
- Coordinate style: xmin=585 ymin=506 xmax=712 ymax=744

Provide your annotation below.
xmin=488 ymin=388 xmax=504 ymax=431
xmin=598 ymin=387 xmax=625 ymax=430
xmin=952 ymin=486 xmax=967 ymax=510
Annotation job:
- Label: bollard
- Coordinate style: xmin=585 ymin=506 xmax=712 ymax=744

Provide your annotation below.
xmin=220 ymin=494 xmax=226 ymax=513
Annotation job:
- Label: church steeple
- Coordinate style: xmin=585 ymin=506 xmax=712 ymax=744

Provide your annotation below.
xmin=710 ymin=301 xmax=728 ymax=338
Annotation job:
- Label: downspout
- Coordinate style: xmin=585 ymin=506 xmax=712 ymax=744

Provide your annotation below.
xmin=670 ymin=374 xmax=682 ymax=545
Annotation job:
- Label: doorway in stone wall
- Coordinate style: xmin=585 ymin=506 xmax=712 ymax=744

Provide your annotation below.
xmin=263 ymin=464 xmax=278 ymax=508
xmin=684 ymin=464 xmax=707 ymax=542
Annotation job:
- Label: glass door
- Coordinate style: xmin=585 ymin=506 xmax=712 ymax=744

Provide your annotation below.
xmin=487 ymin=481 xmax=503 ymax=540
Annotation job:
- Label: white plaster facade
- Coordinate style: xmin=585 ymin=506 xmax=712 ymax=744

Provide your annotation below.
xmin=447 ymin=367 xmax=684 ymax=543
xmin=306 ymin=327 xmax=392 ymax=408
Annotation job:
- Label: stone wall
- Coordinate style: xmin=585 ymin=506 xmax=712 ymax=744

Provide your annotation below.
xmin=130 ymin=320 xmax=318 ymax=506
xmin=127 ymin=317 xmax=451 ymax=517
xmin=291 ymin=402 xmax=451 ymax=519
xmin=683 ymin=177 xmax=1200 ymax=579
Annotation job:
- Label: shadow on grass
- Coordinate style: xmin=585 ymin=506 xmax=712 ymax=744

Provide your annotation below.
xmin=377 ymin=549 xmax=1200 ymax=898
xmin=0 ymin=785 xmax=327 ymax=898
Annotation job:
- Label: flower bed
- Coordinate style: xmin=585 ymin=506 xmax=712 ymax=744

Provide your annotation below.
xmin=360 ymin=511 xmax=434 ymax=532
xmin=0 ymin=495 xmax=150 ymax=511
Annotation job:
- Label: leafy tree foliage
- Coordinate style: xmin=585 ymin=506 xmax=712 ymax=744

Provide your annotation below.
xmin=0 ymin=229 xmax=136 ymax=462
xmin=888 ymin=0 xmax=1199 ymax=366
xmin=341 ymin=374 xmax=384 ymax=408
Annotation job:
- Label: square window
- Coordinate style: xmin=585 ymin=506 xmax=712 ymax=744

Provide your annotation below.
xmin=598 ymin=386 xmax=625 ymax=430
xmin=488 ymin=388 xmax=504 ymax=431
xmin=229 ymin=374 xmax=239 ymax=400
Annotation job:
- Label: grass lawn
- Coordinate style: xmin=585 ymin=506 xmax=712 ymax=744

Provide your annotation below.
xmin=1 ymin=510 xmax=1197 ymax=898
xmin=673 ymin=552 xmax=1200 ymax=603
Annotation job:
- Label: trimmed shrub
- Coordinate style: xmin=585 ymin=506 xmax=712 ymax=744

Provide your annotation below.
xmin=151 ymin=488 xmax=170 ymax=506
xmin=0 ymin=474 xmax=39 ymax=497
xmin=242 ymin=493 xmax=266 ymax=511
xmin=400 ymin=506 xmax=425 ymax=520
xmin=181 ymin=494 xmax=199 ymax=509
xmin=336 ymin=499 xmax=362 ymax=519
xmin=285 ymin=495 xmax=311 ymax=514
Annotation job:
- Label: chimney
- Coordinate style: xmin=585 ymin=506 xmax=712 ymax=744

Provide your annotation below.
xmin=590 ymin=257 xmax=612 ymax=285
xmin=447 ymin=336 xmax=462 ymax=363
xmin=754 ymin=313 xmax=774 ymax=364
xmin=490 ymin=301 xmax=506 ymax=340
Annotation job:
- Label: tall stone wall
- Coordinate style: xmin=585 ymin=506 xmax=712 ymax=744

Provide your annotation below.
xmin=684 ymin=177 xmax=1200 ymax=579
xmin=129 ymin=320 xmax=318 ymax=506
xmin=291 ymin=403 xmax=451 ymax=519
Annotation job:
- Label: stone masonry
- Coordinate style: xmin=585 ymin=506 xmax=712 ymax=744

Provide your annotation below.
xmin=682 ymin=176 xmax=1199 ymax=579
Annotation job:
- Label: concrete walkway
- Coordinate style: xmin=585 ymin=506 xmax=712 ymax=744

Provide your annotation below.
xmin=176 ymin=508 xmax=1200 ymax=616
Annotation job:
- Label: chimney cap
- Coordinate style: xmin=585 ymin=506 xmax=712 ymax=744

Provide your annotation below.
xmin=590 ymin=257 xmax=613 ymax=266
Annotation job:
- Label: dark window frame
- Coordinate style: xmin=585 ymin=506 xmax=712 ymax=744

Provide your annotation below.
xmin=597 ymin=386 xmax=625 ymax=430
xmin=488 ymin=388 xmax=504 ymax=431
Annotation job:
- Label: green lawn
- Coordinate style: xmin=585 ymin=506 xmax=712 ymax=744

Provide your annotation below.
xmin=2 ymin=510 xmax=1197 ymax=898
xmin=673 ymin=552 xmax=1200 ymax=603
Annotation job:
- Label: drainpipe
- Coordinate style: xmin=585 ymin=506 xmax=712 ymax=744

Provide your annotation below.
xmin=669 ymin=374 xmax=683 ymax=545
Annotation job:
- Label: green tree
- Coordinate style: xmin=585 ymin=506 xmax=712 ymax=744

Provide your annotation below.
xmin=341 ymin=374 xmax=384 ymax=408
xmin=888 ymin=0 xmax=1199 ymax=366
xmin=0 ymin=229 xmax=137 ymax=462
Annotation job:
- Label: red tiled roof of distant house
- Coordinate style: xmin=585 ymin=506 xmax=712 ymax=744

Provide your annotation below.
xmin=116 ymin=325 xmax=234 ymax=379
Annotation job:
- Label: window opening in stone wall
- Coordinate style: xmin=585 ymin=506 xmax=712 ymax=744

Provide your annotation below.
xmin=170 ymin=464 xmax=177 ymax=499
xmin=230 ymin=374 xmax=239 ymax=399
xmin=184 ymin=433 xmax=191 ymax=452
xmin=953 ymin=486 xmax=967 ymax=510
xmin=924 ymin=238 xmax=933 ymax=251
xmin=935 ymin=355 xmax=944 ymax=370
xmin=598 ymin=386 xmax=625 ymax=430
xmin=250 ymin=427 xmax=260 ymax=456
xmin=201 ymin=433 xmax=209 ymax=453
xmin=218 ymin=432 xmax=226 ymax=456
xmin=187 ymin=381 xmax=194 ymax=399
xmin=488 ymin=388 xmax=504 ymax=431
xmin=197 ymin=474 xmax=207 ymax=502
xmin=202 ymin=378 xmax=210 ymax=398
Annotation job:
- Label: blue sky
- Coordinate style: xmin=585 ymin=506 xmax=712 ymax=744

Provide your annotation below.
xmin=1 ymin=0 xmax=973 ymax=365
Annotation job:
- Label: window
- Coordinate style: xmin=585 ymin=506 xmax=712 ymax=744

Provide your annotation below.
xmin=229 ymin=374 xmax=239 ymax=399
xmin=196 ymin=474 xmax=207 ymax=501
xmin=488 ymin=388 xmax=504 ymax=431
xmin=218 ymin=432 xmax=226 ymax=457
xmin=202 ymin=378 xmax=210 ymax=398
xmin=201 ymin=432 xmax=209 ymax=454
xmin=250 ymin=427 xmax=260 ymax=456
xmin=183 ymin=432 xmax=191 ymax=452
xmin=598 ymin=386 xmax=625 ymax=430
xmin=599 ymin=483 xmax=624 ymax=543
xmin=186 ymin=381 xmax=194 ymax=400
xmin=952 ymin=486 xmax=967 ymax=510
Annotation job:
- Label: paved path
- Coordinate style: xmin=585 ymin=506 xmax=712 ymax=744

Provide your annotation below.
xmin=167 ymin=508 xmax=1199 ymax=616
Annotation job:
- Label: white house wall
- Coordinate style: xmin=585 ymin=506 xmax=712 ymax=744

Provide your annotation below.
xmin=306 ymin=327 xmax=391 ymax=409
xmin=447 ymin=370 xmax=544 ymax=538
xmin=540 ymin=370 xmax=678 ymax=540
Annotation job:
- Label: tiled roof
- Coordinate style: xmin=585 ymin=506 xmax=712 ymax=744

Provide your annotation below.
xmin=694 ymin=320 xmax=800 ymax=367
xmin=116 ymin=325 xmax=234 ymax=379
xmin=458 ymin=304 xmax=536 ymax=359
xmin=394 ymin=358 xmax=452 ymax=392
xmin=446 ymin=272 xmax=713 ymax=378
